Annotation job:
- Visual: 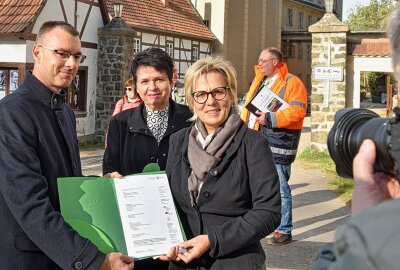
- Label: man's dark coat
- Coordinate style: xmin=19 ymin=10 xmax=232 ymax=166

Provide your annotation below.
xmin=0 ymin=73 xmax=104 ymax=269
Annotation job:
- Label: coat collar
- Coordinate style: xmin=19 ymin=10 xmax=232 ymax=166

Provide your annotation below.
xmin=21 ymin=72 xmax=67 ymax=111
xmin=127 ymin=99 xmax=190 ymax=138
xmin=254 ymin=62 xmax=289 ymax=83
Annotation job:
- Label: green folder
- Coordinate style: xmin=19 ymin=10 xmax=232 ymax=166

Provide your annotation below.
xmin=58 ymin=176 xmax=127 ymax=254
xmin=57 ymin=163 xmax=186 ymax=258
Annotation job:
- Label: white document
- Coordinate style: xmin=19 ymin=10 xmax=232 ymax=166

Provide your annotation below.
xmin=113 ymin=173 xmax=185 ymax=258
xmin=245 ymin=86 xmax=288 ymax=115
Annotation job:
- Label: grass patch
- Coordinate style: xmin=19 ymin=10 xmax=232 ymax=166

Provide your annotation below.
xmin=79 ymin=140 xmax=105 ymax=150
xmin=298 ymin=147 xmax=354 ymax=203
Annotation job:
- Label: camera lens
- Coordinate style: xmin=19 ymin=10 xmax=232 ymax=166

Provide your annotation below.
xmin=327 ymin=108 xmax=393 ymax=178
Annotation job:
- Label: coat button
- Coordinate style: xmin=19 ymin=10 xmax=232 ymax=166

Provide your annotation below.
xmin=203 ymin=191 xmax=210 ymax=198
xmin=74 ymin=261 xmax=83 ymax=269
xmin=162 ymin=153 xmax=166 ymax=157
xmin=150 ymin=157 xmax=155 ymax=161
xmin=53 ymin=98 xmax=58 ymax=106
xmin=129 ymin=126 xmax=133 ymax=130
xmin=209 ymin=169 xmax=218 ymax=176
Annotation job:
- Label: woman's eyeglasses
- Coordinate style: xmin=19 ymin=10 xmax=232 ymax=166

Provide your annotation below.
xmin=192 ymin=86 xmax=229 ymax=104
xmin=125 ymin=87 xmax=132 ymax=92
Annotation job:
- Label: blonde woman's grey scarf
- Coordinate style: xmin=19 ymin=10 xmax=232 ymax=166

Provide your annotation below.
xmin=187 ymin=107 xmax=241 ymax=205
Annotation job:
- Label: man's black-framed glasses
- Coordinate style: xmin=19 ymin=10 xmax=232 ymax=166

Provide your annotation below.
xmin=192 ymin=86 xmax=229 ymax=104
xmin=38 ymin=45 xmax=87 ymax=63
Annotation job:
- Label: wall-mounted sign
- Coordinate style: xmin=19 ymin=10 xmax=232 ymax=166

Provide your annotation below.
xmin=314 ymin=66 xmax=343 ymax=81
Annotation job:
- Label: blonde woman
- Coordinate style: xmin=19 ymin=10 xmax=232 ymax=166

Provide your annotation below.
xmin=162 ymin=57 xmax=281 ymax=270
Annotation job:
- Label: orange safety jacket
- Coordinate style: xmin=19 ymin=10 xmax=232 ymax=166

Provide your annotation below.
xmin=240 ymin=63 xmax=307 ymax=164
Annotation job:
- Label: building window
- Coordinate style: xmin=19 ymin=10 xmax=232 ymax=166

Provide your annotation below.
xmin=133 ymin=38 xmax=141 ymax=54
xmin=203 ymin=20 xmax=210 ymax=27
xmin=307 ymin=45 xmax=312 ymax=61
xmin=283 ymin=43 xmax=293 ymax=58
xmin=299 ymin=12 xmax=304 ymax=29
xmin=166 ymin=41 xmax=174 ymax=58
xmin=0 ymin=68 xmax=19 ymax=100
xmin=308 ymin=15 xmax=313 ymax=26
xmin=67 ymin=69 xmax=87 ymax=111
xmin=298 ymin=44 xmax=303 ymax=59
xmin=192 ymin=46 xmax=199 ymax=61
xmin=287 ymin=9 xmax=293 ymax=27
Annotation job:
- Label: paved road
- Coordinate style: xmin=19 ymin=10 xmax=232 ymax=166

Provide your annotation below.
xmin=264 ymin=116 xmax=350 ymax=269
xmin=80 ymin=116 xmax=351 ymax=269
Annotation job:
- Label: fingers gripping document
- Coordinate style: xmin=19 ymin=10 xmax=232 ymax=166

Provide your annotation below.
xmin=58 ymin=172 xmax=186 ymax=260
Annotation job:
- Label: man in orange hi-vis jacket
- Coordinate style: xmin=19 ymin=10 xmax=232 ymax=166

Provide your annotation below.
xmin=241 ymin=47 xmax=307 ymax=246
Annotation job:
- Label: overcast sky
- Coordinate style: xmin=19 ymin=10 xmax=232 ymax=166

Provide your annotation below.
xmin=342 ymin=0 xmax=371 ymax=21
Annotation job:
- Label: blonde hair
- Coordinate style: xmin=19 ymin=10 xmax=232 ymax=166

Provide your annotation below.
xmin=184 ymin=56 xmax=238 ymax=120
xmin=124 ymin=78 xmax=133 ymax=88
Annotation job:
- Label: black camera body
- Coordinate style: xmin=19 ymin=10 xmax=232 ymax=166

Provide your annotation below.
xmin=327 ymin=107 xmax=400 ymax=179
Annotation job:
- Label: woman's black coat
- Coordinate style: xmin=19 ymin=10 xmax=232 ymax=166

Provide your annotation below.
xmin=166 ymin=121 xmax=281 ymax=270
xmin=103 ymin=100 xmax=192 ymax=175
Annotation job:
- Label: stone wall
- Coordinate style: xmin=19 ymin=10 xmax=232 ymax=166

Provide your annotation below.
xmin=309 ymin=13 xmax=349 ymax=152
xmin=95 ymin=18 xmax=135 ymax=142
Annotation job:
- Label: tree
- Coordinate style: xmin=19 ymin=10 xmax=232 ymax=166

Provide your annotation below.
xmin=346 ymin=0 xmax=396 ymax=31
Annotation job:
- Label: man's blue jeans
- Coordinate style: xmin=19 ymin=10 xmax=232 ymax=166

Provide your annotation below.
xmin=275 ymin=163 xmax=292 ymax=234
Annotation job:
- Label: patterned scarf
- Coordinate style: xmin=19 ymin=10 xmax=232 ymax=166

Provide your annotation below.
xmin=187 ymin=107 xmax=241 ymax=205
xmin=146 ymin=106 xmax=169 ymax=143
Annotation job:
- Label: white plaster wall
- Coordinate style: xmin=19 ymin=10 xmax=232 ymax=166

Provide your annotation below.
xmin=179 ymin=62 xmax=189 ymax=75
xmin=174 ymin=49 xmax=180 ymax=60
xmin=200 ymin=42 xmax=209 ymax=52
xmin=180 ymin=50 xmax=190 ymax=61
xmin=191 ymin=0 xmax=225 ymax=43
xmin=142 ymin=33 xmax=157 ymax=44
xmin=32 ymin=0 xmax=67 ymax=33
xmin=0 ymin=37 xmax=27 ymax=62
xmin=79 ymin=1 xmax=104 ymax=43
xmin=181 ymin=39 xmax=191 ymax=49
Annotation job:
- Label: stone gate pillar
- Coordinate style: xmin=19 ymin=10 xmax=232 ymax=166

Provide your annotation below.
xmin=95 ymin=18 xmax=135 ymax=142
xmin=308 ymin=13 xmax=349 ymax=152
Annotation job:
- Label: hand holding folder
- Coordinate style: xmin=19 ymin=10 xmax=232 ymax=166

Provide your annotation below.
xmin=58 ymin=164 xmax=186 ymax=260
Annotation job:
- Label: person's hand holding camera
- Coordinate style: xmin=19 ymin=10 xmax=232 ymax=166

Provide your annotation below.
xmin=352 ymin=139 xmax=400 ymax=215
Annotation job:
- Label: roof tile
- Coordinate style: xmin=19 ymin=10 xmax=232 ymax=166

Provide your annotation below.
xmin=0 ymin=0 xmax=45 ymax=34
xmin=350 ymin=38 xmax=391 ymax=57
xmin=106 ymin=0 xmax=216 ymax=40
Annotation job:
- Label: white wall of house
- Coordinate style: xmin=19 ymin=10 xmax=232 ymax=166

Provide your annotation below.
xmin=0 ymin=37 xmax=27 ymax=63
xmin=28 ymin=0 xmax=104 ymax=138
xmin=140 ymin=31 xmax=212 ymax=80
